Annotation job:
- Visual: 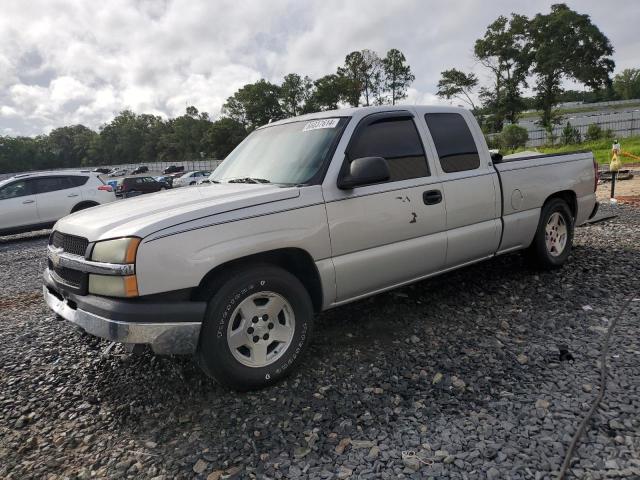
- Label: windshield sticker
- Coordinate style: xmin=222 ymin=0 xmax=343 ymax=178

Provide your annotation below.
xmin=302 ymin=118 xmax=340 ymax=131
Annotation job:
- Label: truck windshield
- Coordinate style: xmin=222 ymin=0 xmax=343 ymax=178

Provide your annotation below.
xmin=210 ymin=117 xmax=349 ymax=185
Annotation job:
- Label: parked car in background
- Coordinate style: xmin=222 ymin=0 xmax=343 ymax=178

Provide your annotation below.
xmin=42 ymin=105 xmax=598 ymax=390
xmin=132 ymin=166 xmax=149 ymax=175
xmin=163 ymin=165 xmax=185 ymax=174
xmin=0 ymin=171 xmax=115 ymax=235
xmin=92 ymin=167 xmax=111 ymax=174
xmin=108 ymin=168 xmax=128 ymax=177
xmin=115 ymin=176 xmax=167 ymax=197
xmin=172 ymin=170 xmax=211 ymax=187
xmin=154 ymin=176 xmax=174 ymax=188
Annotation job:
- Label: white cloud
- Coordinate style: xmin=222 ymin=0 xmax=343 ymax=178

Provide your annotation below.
xmin=0 ymin=0 xmax=638 ymax=136
xmin=0 ymin=106 xmax=18 ymax=117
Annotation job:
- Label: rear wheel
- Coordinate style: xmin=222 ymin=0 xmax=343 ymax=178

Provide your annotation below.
xmin=70 ymin=202 xmax=98 ymax=213
xmin=527 ymin=198 xmax=574 ymax=269
xmin=198 ymin=264 xmax=313 ymax=391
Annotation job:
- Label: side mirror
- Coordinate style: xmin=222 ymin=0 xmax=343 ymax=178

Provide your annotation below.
xmin=490 ymin=151 xmax=503 ymax=163
xmin=338 ymin=156 xmax=390 ymax=190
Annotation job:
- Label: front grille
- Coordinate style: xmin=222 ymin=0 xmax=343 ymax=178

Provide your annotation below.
xmin=50 ymin=231 xmax=88 ymax=257
xmin=49 ymin=231 xmax=89 ymax=294
xmin=50 ymin=263 xmax=85 ymax=289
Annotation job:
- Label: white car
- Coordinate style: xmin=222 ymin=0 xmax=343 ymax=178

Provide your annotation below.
xmin=108 ymin=168 xmax=128 ymax=177
xmin=0 ymin=171 xmax=116 ymax=235
xmin=172 ymin=170 xmax=211 ymax=187
xmin=43 ymin=106 xmax=598 ymax=390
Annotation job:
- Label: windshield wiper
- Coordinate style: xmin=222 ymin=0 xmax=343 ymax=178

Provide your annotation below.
xmin=227 ymin=177 xmax=271 ymax=184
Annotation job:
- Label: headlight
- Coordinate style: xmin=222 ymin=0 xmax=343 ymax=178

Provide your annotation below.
xmin=89 ymin=237 xmax=140 ymax=297
xmin=91 ymin=237 xmax=140 ymax=264
xmin=89 ymin=275 xmax=138 ymax=297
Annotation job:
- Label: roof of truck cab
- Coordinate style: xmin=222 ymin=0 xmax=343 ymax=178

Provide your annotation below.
xmin=263 ymin=104 xmax=470 ymax=129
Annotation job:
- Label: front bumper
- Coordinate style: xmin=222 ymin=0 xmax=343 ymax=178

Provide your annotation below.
xmin=43 ymin=269 xmax=205 ymax=354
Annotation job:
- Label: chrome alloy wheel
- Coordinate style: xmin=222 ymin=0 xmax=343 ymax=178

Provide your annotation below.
xmin=226 ymin=291 xmax=295 ymax=368
xmin=545 ymin=212 xmax=568 ymax=257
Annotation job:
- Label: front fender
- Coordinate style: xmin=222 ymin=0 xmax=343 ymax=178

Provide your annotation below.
xmin=135 ymin=203 xmax=332 ymax=297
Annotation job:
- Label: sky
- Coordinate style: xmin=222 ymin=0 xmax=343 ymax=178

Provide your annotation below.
xmin=1 ymin=0 xmax=638 ymax=137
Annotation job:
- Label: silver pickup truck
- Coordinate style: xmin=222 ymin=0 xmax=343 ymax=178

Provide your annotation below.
xmin=43 ymin=106 xmax=599 ymax=390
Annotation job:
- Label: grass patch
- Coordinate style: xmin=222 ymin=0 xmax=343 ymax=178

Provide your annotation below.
xmin=508 ymin=135 xmax=640 ymax=165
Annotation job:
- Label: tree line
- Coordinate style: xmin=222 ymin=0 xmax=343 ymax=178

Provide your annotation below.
xmin=221 ymin=48 xmax=414 ymax=130
xmin=0 ymin=48 xmax=414 ymax=174
xmin=436 ymin=3 xmax=622 ymax=133
xmin=0 ymin=108 xmax=247 ymax=174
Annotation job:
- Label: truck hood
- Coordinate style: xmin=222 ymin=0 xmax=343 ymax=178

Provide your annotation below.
xmin=55 ymin=184 xmax=300 ymax=241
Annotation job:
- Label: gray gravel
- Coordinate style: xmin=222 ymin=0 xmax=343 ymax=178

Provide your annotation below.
xmin=1 ymin=206 xmax=639 ymax=479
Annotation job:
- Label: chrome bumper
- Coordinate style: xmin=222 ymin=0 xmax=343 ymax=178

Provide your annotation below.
xmin=42 ymin=284 xmax=202 ymax=355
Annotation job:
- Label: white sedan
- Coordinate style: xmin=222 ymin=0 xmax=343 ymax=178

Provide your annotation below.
xmin=172 ymin=170 xmax=211 ymax=187
xmin=0 ymin=171 xmax=116 ymax=235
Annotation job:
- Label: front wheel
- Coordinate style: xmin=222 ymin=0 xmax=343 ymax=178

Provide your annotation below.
xmin=527 ymin=198 xmax=574 ymax=269
xmin=198 ymin=264 xmax=314 ymax=391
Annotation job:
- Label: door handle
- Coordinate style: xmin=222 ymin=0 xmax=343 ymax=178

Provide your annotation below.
xmin=423 ymin=190 xmax=442 ymax=205
xmin=67 ymin=194 xmax=79 ymax=198
xmin=22 ymin=199 xmax=35 ymax=204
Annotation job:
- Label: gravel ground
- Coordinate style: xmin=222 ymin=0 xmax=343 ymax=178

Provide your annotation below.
xmin=1 ymin=205 xmax=639 ymax=480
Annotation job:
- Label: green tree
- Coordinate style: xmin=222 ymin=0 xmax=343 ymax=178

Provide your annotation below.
xmin=0 ymin=135 xmax=52 ymax=173
xmin=306 ymin=74 xmax=350 ymax=111
xmin=338 ymin=50 xmax=383 ymax=106
xmin=98 ymin=110 xmax=170 ymax=164
xmin=529 ymin=4 xmax=615 ymax=128
xmin=222 ymin=79 xmax=283 ymax=130
xmin=436 ymin=69 xmax=479 ymax=110
xmin=561 ymin=121 xmax=581 ymax=144
xmin=500 ymin=124 xmax=529 ymax=149
xmin=279 ymin=73 xmax=314 ymax=117
xmin=47 ymin=125 xmax=98 ymax=168
xmin=474 ymin=14 xmax=531 ymax=128
xmin=613 ymin=68 xmax=640 ymax=100
xmin=155 ymin=106 xmax=212 ymax=161
xmin=381 ymin=49 xmax=415 ymax=105
xmin=204 ymin=118 xmax=247 ymax=159
xmin=585 ymin=124 xmax=603 ymax=141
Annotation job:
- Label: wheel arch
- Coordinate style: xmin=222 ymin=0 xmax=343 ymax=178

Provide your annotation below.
xmin=543 ymin=190 xmax=577 ymax=218
xmin=194 ymin=247 xmax=324 ymax=312
xmin=70 ymin=201 xmax=100 ymax=213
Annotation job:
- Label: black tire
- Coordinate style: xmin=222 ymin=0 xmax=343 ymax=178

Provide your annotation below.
xmin=198 ymin=264 xmax=314 ymax=391
xmin=71 ymin=202 xmax=98 ymax=213
xmin=527 ymin=198 xmax=574 ymax=269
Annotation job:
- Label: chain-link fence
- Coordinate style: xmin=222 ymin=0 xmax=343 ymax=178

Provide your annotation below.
xmin=526 ymin=117 xmax=640 ymax=147
xmin=487 ymin=115 xmax=640 ymax=148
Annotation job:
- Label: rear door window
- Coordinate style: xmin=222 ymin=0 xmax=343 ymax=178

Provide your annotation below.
xmin=33 ymin=177 xmax=72 ymax=194
xmin=424 ymin=113 xmax=480 ymax=173
xmin=348 ymin=116 xmax=429 ymax=182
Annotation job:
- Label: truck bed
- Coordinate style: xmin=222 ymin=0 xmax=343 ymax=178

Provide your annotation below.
xmin=493 ymin=150 xmax=596 ymax=254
